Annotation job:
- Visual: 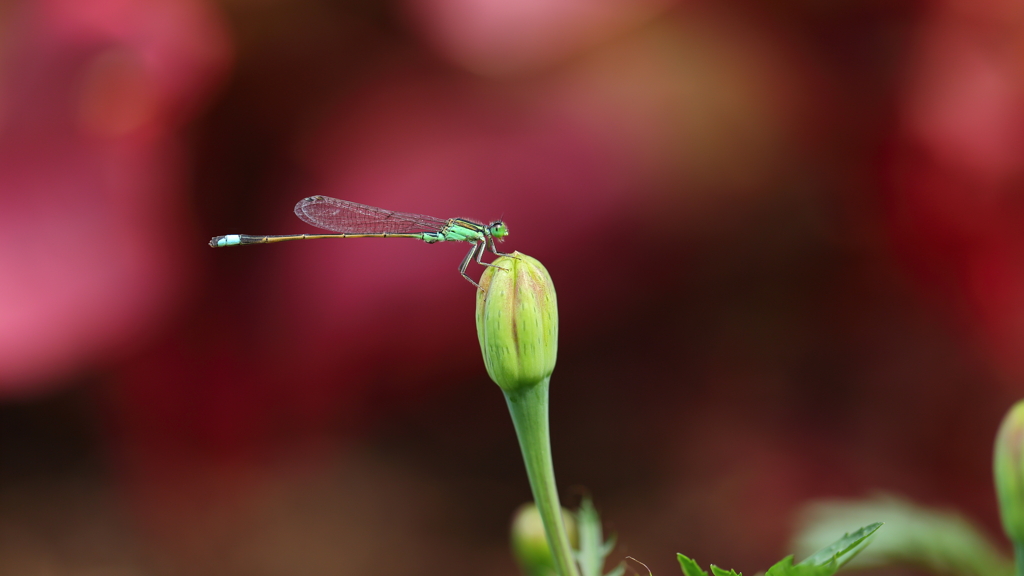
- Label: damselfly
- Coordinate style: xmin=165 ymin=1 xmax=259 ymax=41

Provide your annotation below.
xmin=209 ymin=195 xmax=511 ymax=288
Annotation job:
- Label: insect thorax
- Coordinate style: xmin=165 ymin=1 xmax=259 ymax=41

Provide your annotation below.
xmin=442 ymin=219 xmax=487 ymax=243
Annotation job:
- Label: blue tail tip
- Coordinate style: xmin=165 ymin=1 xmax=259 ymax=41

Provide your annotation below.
xmin=209 ymin=235 xmax=241 ymax=248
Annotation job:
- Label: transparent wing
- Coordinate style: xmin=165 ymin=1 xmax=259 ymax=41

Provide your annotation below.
xmin=293 ymin=196 xmax=450 ymax=234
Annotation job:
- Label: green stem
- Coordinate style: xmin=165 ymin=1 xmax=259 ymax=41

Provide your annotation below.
xmin=1015 ymin=541 xmax=1024 ymax=576
xmin=504 ymin=377 xmax=580 ymax=576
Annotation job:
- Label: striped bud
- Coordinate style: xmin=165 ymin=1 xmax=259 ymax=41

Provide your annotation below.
xmin=475 ymin=252 xmax=558 ymax=393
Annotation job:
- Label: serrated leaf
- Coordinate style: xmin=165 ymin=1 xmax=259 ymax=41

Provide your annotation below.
xmin=791 ymin=495 xmax=1012 ymax=576
xmin=677 ymin=553 xmax=709 ymax=576
xmin=709 ymin=565 xmax=742 ymax=576
xmin=676 ymin=523 xmax=880 ymax=576
xmin=769 ymin=528 xmax=881 ymax=576
xmin=797 ymin=522 xmax=881 ymax=569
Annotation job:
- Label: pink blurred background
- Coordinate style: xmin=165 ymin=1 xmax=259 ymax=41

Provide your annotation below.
xmin=1 ymin=0 xmax=1022 ymax=574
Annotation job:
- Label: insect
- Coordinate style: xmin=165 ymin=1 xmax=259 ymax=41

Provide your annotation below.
xmin=210 ymin=195 xmax=511 ymax=288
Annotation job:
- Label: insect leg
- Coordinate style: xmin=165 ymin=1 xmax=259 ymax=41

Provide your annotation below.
xmin=486 ymin=235 xmax=515 ymax=258
xmin=476 ymin=239 xmax=508 ymax=270
xmin=459 ymin=243 xmax=482 ymax=288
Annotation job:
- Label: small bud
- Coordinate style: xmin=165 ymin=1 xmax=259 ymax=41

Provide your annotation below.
xmin=510 ymin=503 xmax=578 ymax=576
xmin=476 ymin=252 xmax=558 ymax=393
xmin=995 ymin=400 xmax=1024 ymax=544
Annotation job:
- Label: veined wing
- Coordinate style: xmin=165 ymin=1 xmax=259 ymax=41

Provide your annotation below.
xmin=293 ymin=196 xmax=450 ymax=234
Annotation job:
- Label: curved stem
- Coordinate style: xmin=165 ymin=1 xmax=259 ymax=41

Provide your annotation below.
xmin=504 ymin=378 xmax=580 ymax=576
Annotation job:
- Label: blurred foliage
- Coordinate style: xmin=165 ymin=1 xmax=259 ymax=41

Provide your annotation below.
xmin=575 ymin=498 xmax=625 ymax=576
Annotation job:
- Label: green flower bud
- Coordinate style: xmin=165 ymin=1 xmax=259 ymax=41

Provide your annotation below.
xmin=510 ymin=503 xmax=578 ymax=576
xmin=995 ymin=400 xmax=1024 ymax=544
xmin=476 ymin=252 xmax=558 ymax=393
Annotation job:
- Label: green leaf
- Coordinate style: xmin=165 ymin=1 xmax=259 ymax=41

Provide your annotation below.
xmin=677 ymin=553 xmax=709 ymax=576
xmin=764 ymin=556 xmax=839 ymax=576
xmin=764 ymin=523 xmax=881 ymax=576
xmin=797 ymin=522 xmax=882 ymax=569
xmin=791 ymin=494 xmax=1013 ymax=576
xmin=675 ymin=523 xmax=881 ymax=576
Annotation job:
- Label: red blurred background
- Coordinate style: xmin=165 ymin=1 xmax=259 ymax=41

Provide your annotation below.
xmin=1 ymin=0 xmax=1022 ymax=574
